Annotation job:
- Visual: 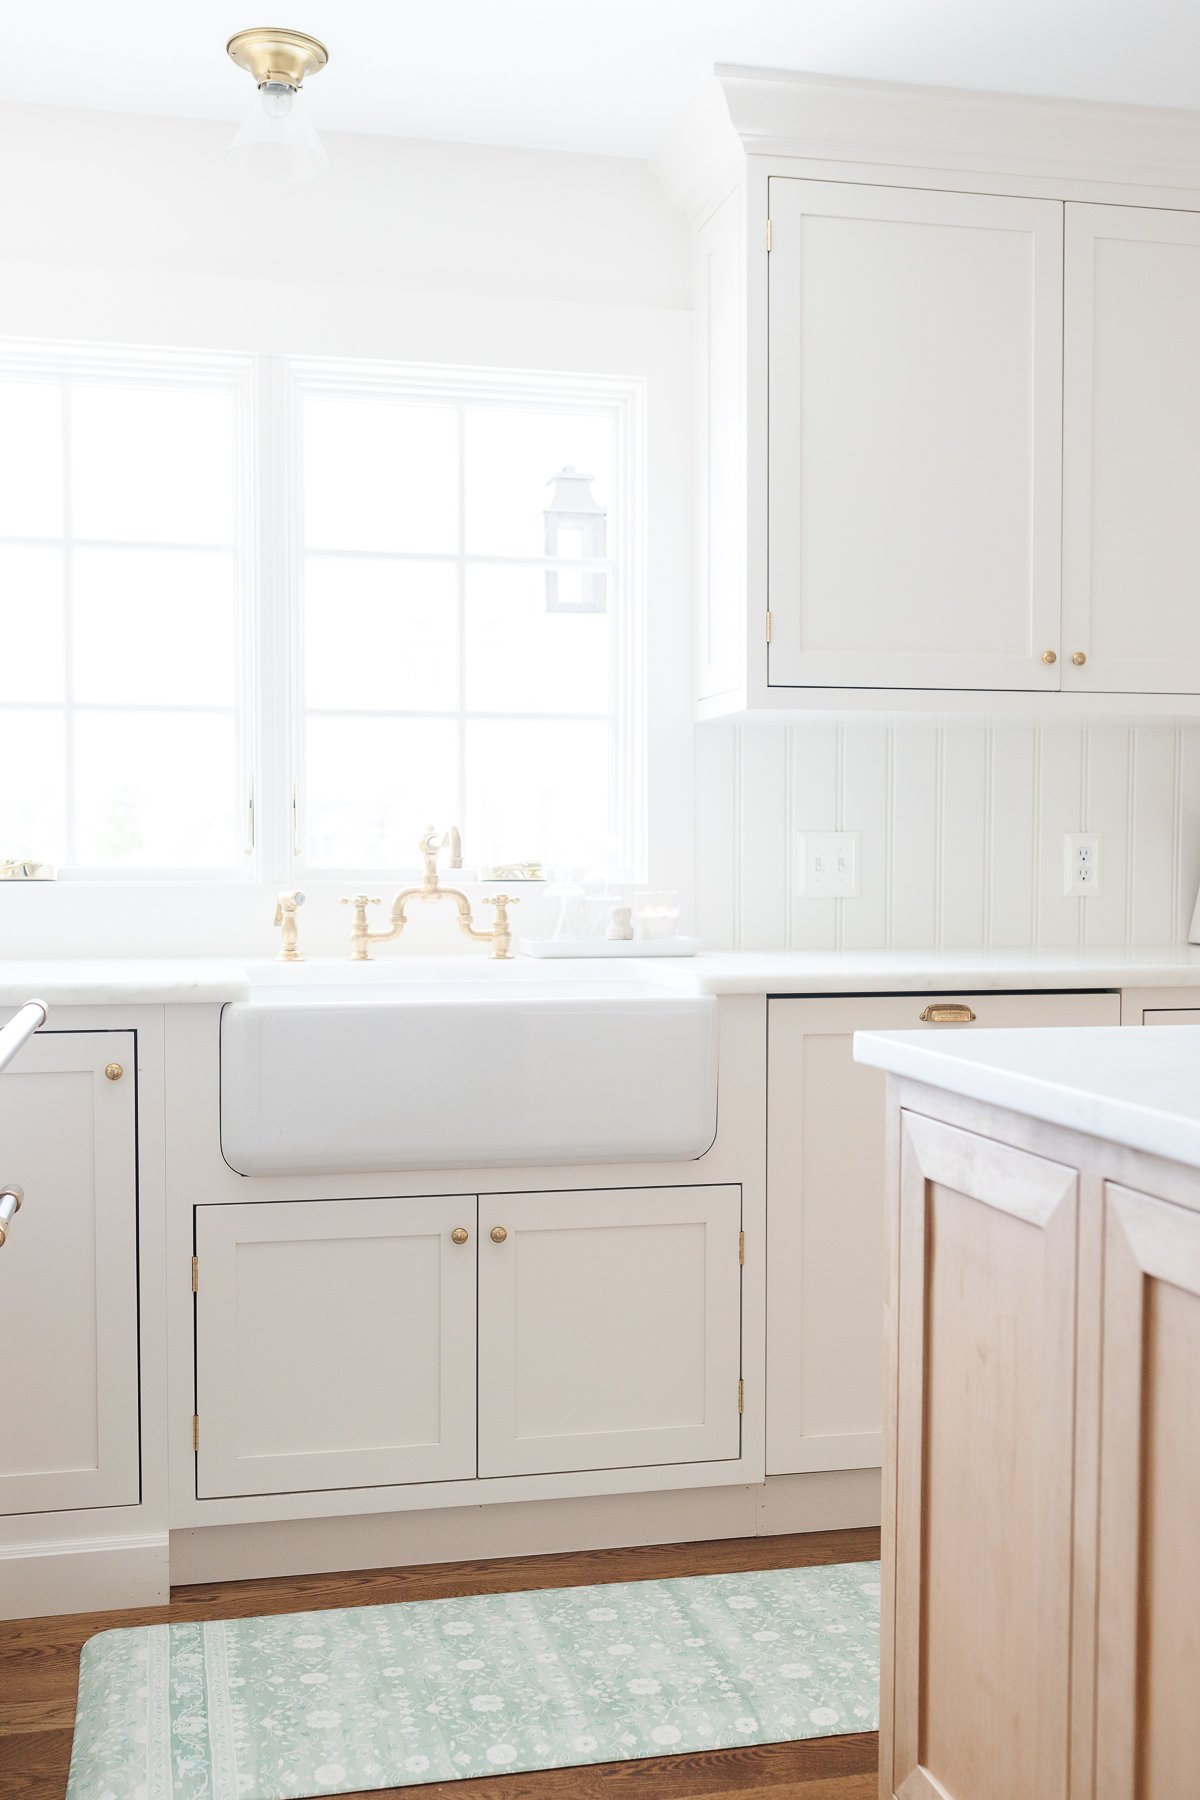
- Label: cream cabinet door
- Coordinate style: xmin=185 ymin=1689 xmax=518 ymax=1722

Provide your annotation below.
xmin=0 ymin=1030 xmax=139 ymax=1515
xmin=478 ymin=1186 xmax=742 ymax=1478
xmin=767 ymin=179 xmax=1063 ymax=690
xmin=194 ymin=1196 xmax=477 ymax=1499
xmin=888 ymin=1113 xmax=1078 ymax=1800
xmin=766 ymin=990 xmax=1120 ymax=1477
xmin=1095 ymin=1186 xmax=1200 ymax=1800
xmin=1063 ymin=205 xmax=1200 ymax=694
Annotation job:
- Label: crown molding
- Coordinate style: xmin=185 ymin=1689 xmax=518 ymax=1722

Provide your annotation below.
xmin=652 ymin=64 xmax=1200 ymax=216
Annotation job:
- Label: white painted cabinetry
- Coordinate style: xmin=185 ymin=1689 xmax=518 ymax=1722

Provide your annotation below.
xmin=765 ymin=990 xmax=1121 ymax=1476
xmin=767 ymin=181 xmax=1064 ymax=693
xmin=195 ymin=1195 xmax=478 ymax=1499
xmin=194 ymin=1184 xmax=744 ymax=1500
xmin=1062 ymin=204 xmax=1200 ymax=695
xmin=478 ymin=1185 xmax=743 ymax=1478
xmin=0 ymin=1031 xmax=139 ymax=1515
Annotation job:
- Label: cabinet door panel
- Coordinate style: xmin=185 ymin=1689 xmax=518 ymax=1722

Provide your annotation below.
xmin=888 ymin=1113 xmax=1077 ymax=1800
xmin=195 ymin=1196 xmax=476 ymax=1498
xmin=1095 ymin=1186 xmax=1200 ymax=1800
xmin=766 ymin=990 xmax=1119 ymax=1476
xmin=0 ymin=1030 xmax=138 ymax=1515
xmin=478 ymin=1186 xmax=741 ymax=1477
xmin=1063 ymin=205 xmax=1200 ymax=694
xmin=767 ymin=179 xmax=1063 ymax=690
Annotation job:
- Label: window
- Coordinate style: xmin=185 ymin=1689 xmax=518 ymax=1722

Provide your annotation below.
xmin=0 ymin=344 xmax=252 ymax=874
xmin=0 ymin=343 xmax=645 ymax=883
xmin=291 ymin=361 xmax=644 ymax=877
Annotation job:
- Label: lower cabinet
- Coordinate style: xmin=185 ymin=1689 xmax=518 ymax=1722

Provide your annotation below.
xmin=194 ymin=1183 xmax=743 ymax=1500
xmin=194 ymin=1195 xmax=478 ymax=1499
xmin=478 ymin=1185 xmax=743 ymax=1477
xmin=0 ymin=1029 xmax=139 ymax=1515
xmin=883 ymin=1108 xmax=1200 ymax=1800
xmin=765 ymin=988 xmax=1121 ymax=1476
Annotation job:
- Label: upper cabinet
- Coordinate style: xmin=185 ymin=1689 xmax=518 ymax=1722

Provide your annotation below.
xmin=766 ymin=181 xmax=1063 ymax=694
xmin=1062 ymin=205 xmax=1200 ymax=695
xmin=673 ymin=69 xmax=1200 ymax=716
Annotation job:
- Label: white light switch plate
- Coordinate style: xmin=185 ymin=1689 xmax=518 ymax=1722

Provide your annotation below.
xmin=796 ymin=832 xmax=860 ymax=897
xmin=1064 ymin=832 xmax=1102 ymax=896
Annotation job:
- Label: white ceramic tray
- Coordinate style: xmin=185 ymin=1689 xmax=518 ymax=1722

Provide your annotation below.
xmin=517 ymin=936 xmax=700 ymax=959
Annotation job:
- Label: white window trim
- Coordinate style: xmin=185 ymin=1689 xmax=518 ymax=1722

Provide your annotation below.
xmin=1 ymin=339 xmax=648 ymax=888
xmin=275 ymin=355 xmax=648 ymax=885
xmin=0 ymin=337 xmax=258 ymax=882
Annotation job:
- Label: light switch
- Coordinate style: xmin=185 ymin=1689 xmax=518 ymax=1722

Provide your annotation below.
xmin=796 ymin=832 xmax=860 ymax=897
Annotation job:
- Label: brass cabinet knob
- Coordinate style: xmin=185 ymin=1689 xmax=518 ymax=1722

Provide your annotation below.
xmin=490 ymin=1226 xmax=508 ymax=1244
xmin=1072 ymin=651 xmax=1087 ymax=666
xmin=1042 ymin=650 xmax=1057 ymax=665
xmin=450 ymin=1227 xmax=469 ymax=1246
xmin=104 ymin=1062 xmax=124 ymax=1081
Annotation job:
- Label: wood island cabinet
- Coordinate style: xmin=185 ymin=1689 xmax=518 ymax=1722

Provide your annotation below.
xmin=879 ymin=1093 xmax=1200 ymax=1800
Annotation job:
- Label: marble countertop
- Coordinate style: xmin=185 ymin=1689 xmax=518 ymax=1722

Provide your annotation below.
xmin=854 ymin=1022 xmax=1200 ymax=1168
xmin=3 ymin=944 xmax=1200 ymax=1008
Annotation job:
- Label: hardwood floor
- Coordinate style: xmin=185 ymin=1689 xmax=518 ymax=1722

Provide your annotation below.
xmin=0 ymin=1527 xmax=880 ymax=1800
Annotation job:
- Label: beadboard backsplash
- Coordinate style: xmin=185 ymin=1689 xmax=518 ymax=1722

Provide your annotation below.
xmin=695 ymin=721 xmax=1200 ymax=951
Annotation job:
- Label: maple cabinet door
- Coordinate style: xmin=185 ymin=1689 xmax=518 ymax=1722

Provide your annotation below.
xmin=886 ymin=1112 xmax=1078 ymax=1800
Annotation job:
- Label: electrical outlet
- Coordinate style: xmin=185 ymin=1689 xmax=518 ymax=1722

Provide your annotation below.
xmin=796 ymin=832 xmax=860 ymax=897
xmin=1065 ymin=833 xmax=1102 ymax=897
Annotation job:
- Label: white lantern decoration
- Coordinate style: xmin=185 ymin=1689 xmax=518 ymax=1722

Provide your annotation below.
xmin=543 ymin=465 xmax=607 ymax=614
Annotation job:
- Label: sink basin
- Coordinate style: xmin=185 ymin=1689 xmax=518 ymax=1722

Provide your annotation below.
xmin=220 ymin=965 xmax=718 ymax=1174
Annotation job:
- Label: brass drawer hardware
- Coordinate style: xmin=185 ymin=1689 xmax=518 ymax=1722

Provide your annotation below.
xmin=1042 ymin=650 xmax=1057 ymax=664
xmin=490 ymin=1226 xmax=508 ymax=1244
xmin=1072 ymin=651 xmax=1087 ymax=666
xmin=450 ymin=1227 xmax=469 ymax=1246
xmin=919 ymin=1003 xmax=977 ymax=1024
xmin=104 ymin=1062 xmax=124 ymax=1081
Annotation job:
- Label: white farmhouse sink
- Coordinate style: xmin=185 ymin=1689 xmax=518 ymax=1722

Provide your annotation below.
xmin=220 ymin=963 xmax=718 ymax=1175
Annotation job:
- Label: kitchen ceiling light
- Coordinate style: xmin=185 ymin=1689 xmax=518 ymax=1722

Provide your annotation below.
xmin=225 ymin=27 xmax=330 ymax=182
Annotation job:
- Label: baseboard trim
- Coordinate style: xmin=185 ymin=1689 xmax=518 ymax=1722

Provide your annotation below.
xmin=171 ymin=1472 xmax=881 ymax=1587
xmin=0 ymin=1531 xmax=170 ymax=1620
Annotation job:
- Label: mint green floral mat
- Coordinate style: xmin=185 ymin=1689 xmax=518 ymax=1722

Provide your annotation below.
xmin=67 ymin=1561 xmax=880 ymax=1798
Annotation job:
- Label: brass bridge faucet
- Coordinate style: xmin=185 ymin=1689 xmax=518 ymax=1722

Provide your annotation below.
xmin=341 ymin=826 xmax=520 ymax=962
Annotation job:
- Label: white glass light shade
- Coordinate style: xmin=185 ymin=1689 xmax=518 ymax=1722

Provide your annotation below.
xmin=227 ymin=81 xmax=329 ymax=181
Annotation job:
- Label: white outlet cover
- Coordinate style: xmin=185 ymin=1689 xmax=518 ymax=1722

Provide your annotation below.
xmin=796 ymin=832 xmax=861 ymax=898
xmin=1064 ymin=832 xmax=1102 ymax=897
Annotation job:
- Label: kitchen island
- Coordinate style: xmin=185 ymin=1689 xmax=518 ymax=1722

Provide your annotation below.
xmin=854 ymin=1023 xmax=1200 ymax=1800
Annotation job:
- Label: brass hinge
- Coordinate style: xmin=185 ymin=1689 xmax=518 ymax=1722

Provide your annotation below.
xmin=765 ymin=217 xmax=773 ymax=253
xmin=739 ymin=1230 xmax=745 ymax=1266
xmin=738 ymin=1379 xmax=745 ymax=1415
xmin=191 ymin=1255 xmax=198 ymax=1293
xmin=192 ymin=1414 xmax=200 ymax=1452
xmin=765 ymin=610 xmax=773 ymax=644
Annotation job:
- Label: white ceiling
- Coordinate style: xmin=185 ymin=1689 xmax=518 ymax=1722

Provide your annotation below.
xmin=5 ymin=0 xmax=1200 ymax=158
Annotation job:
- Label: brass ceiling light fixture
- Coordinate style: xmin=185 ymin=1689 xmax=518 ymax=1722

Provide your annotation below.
xmin=225 ymin=27 xmax=331 ymax=181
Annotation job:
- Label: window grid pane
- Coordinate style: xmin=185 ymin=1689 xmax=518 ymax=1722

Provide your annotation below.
xmin=0 ymin=358 xmax=249 ymax=873
xmin=297 ymin=377 xmax=632 ymax=876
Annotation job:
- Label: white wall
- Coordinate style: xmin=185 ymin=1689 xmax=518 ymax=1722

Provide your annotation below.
xmin=697 ymin=719 xmax=1200 ymax=950
xmin=0 ymin=102 xmax=695 ymax=958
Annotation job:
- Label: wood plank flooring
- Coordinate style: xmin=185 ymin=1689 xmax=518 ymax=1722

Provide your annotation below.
xmin=0 ymin=1527 xmax=880 ymax=1800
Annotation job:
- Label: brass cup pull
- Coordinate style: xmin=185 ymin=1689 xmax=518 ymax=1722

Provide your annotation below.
xmin=1072 ymin=651 xmax=1087 ymax=666
xmin=450 ymin=1227 xmax=469 ymax=1246
xmin=490 ymin=1226 xmax=508 ymax=1244
xmin=0 ymin=1184 xmax=23 ymax=1248
xmin=919 ymin=1004 xmax=977 ymax=1025
xmin=1042 ymin=649 xmax=1057 ymax=665
xmin=104 ymin=1062 xmax=124 ymax=1081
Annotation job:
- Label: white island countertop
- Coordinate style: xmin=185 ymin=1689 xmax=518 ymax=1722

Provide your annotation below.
xmin=855 ymin=1022 xmax=1200 ymax=1168
xmin=6 ymin=944 xmax=1200 ymax=1007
